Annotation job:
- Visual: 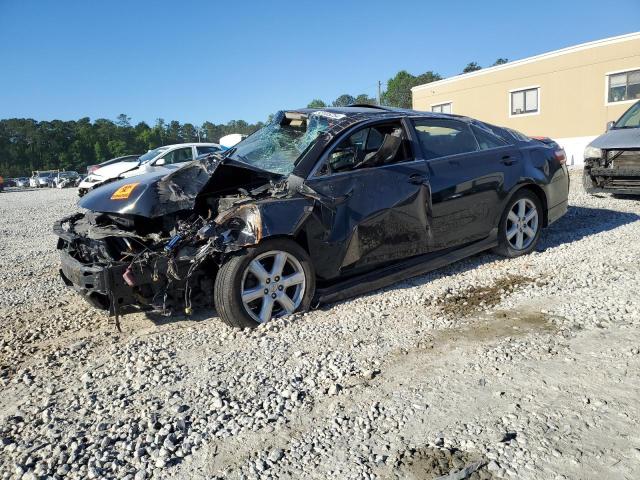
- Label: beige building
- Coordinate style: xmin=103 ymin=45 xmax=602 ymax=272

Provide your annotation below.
xmin=411 ymin=32 xmax=640 ymax=165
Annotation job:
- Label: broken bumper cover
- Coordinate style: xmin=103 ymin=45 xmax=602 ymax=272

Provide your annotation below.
xmin=58 ymin=251 xmax=115 ymax=310
xmin=54 ymin=216 xmax=163 ymax=314
xmin=583 ymin=167 xmax=640 ymax=195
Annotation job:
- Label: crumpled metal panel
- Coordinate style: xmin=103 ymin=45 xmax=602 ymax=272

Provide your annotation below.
xmin=78 ymin=156 xmax=224 ymax=218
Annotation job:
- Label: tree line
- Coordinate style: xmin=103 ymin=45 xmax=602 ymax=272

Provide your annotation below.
xmin=1 ymin=59 xmax=505 ymax=177
xmin=0 ymin=116 xmax=264 ymax=177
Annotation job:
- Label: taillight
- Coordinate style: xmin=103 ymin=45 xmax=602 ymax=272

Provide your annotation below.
xmin=554 ymin=150 xmax=566 ymax=165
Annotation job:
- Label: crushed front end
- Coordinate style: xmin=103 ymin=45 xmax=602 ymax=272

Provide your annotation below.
xmin=54 ymin=211 xmax=213 ymax=320
xmin=54 ymin=163 xmax=272 ymax=325
xmin=583 ymin=148 xmax=640 ymax=194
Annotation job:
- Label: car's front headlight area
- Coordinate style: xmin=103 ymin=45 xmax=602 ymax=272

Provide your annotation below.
xmin=83 ymin=174 xmax=102 ymax=184
xmin=584 ymin=145 xmax=602 ymax=161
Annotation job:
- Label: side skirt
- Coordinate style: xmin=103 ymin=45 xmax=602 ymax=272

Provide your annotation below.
xmin=314 ymin=233 xmax=498 ymax=306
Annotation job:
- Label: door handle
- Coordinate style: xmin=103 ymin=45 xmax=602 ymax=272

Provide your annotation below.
xmin=501 ymin=155 xmax=517 ymax=166
xmin=408 ymin=173 xmax=426 ymax=185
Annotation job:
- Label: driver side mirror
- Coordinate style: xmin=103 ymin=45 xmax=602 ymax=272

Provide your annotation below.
xmin=606 ymin=120 xmax=615 ymax=131
xmin=155 ymin=158 xmax=166 ymax=166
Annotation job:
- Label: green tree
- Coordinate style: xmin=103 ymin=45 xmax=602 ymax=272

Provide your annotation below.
xmin=381 ymin=70 xmax=441 ymax=108
xmin=492 ymin=58 xmax=508 ymax=66
xmin=307 ymin=99 xmax=327 ymax=108
xmin=115 ymin=114 xmax=131 ymax=128
xmin=462 ymin=62 xmax=482 ymax=73
xmin=107 ymin=139 xmax=127 ymax=157
xmin=181 ymin=123 xmax=197 ymax=142
xmin=332 ymin=94 xmax=356 ymax=107
xmin=94 ymin=142 xmax=106 ymax=162
xmin=354 ymin=94 xmax=376 ymax=105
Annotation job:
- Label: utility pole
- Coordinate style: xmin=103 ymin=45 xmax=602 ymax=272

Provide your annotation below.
xmin=377 ymin=80 xmax=382 ymax=106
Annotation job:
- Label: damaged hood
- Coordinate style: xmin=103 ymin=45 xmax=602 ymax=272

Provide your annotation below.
xmin=79 ymin=157 xmax=221 ymax=218
xmin=590 ymin=128 xmax=640 ymax=150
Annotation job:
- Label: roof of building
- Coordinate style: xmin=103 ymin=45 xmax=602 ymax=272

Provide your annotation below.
xmin=412 ymin=31 xmax=640 ymax=93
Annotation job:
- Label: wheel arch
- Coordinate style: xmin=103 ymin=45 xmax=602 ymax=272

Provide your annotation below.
xmin=259 ymin=230 xmax=311 ymax=258
xmin=504 ymin=182 xmax=549 ymax=227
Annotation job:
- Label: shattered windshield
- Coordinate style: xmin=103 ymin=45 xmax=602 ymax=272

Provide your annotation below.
xmin=614 ymin=101 xmax=640 ymax=129
xmin=228 ymin=111 xmax=336 ymax=175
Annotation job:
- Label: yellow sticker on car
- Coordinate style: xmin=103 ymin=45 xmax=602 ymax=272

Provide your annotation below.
xmin=110 ymin=183 xmax=140 ymax=200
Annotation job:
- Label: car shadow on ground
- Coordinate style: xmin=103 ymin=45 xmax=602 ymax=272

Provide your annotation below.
xmin=322 ymin=205 xmax=640 ymax=308
xmin=145 ymin=307 xmax=218 ymax=327
xmin=540 ymin=205 xmax=640 ymax=250
xmin=145 ymin=205 xmax=640 ymax=324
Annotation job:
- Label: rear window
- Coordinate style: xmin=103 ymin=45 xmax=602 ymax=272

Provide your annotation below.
xmin=470 ymin=124 xmax=508 ymax=150
xmin=504 ymin=128 xmax=532 ymax=143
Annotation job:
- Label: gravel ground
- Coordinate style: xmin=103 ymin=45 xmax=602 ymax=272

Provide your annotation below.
xmin=1 ymin=170 xmax=639 ymax=480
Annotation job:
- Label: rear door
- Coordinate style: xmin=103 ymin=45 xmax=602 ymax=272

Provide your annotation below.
xmin=411 ymin=118 xmax=519 ymax=250
xmin=304 ymin=119 xmax=431 ymax=279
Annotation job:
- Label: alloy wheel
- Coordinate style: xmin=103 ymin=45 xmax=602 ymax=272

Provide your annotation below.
xmin=240 ymin=250 xmax=306 ymax=323
xmin=506 ymin=198 xmax=539 ymax=250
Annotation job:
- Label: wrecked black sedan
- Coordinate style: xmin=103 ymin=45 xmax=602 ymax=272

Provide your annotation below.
xmin=55 ymin=106 xmax=569 ymax=329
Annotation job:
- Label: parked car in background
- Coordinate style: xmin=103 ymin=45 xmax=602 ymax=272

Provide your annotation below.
xmin=87 ymin=154 xmax=140 ymax=175
xmin=55 ymin=106 xmax=569 ymax=329
xmin=53 ymin=171 xmax=81 ymax=188
xmin=3 ymin=178 xmax=17 ymax=187
xmin=15 ymin=177 xmax=29 ymax=188
xmin=583 ymin=100 xmax=640 ymax=195
xmin=78 ymin=144 xmax=222 ymax=196
xmin=30 ymin=170 xmax=57 ymax=188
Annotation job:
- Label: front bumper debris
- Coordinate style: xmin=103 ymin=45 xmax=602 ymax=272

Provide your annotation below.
xmin=583 ymin=167 xmax=640 ymax=194
xmin=584 ymin=150 xmax=640 ymax=195
xmin=53 ymin=198 xmax=265 ymax=327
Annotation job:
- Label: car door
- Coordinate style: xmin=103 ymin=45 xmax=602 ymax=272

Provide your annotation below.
xmin=303 ymin=119 xmax=431 ymax=279
xmin=158 ymin=146 xmax=194 ymax=167
xmin=411 ymin=118 xmax=519 ymax=250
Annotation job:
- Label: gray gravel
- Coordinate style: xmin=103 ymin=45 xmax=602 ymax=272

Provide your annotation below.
xmin=1 ymin=170 xmax=639 ymax=480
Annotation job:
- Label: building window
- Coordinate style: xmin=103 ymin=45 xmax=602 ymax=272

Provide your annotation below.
xmin=608 ymin=69 xmax=640 ymax=103
xmin=431 ymin=102 xmax=452 ymax=114
xmin=510 ymin=88 xmax=539 ymax=115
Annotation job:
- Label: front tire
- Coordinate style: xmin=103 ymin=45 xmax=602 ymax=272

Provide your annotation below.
xmin=493 ymin=189 xmax=542 ymax=258
xmin=214 ymin=238 xmax=315 ymax=329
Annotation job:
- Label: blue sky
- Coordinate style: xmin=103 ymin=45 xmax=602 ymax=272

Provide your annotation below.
xmin=1 ymin=0 xmax=638 ymax=125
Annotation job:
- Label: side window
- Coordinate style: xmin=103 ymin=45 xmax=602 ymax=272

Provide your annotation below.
xmin=161 ymin=147 xmax=193 ymax=165
xmin=325 ymin=122 xmax=411 ymax=173
xmin=470 ymin=124 xmax=508 ymax=150
xmin=197 ymin=146 xmax=220 ymax=155
xmin=413 ymin=119 xmax=478 ymax=160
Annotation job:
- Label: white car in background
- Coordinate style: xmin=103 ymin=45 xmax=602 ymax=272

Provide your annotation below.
xmin=29 ymin=171 xmax=56 ymax=188
xmin=78 ymin=143 xmax=222 ymax=196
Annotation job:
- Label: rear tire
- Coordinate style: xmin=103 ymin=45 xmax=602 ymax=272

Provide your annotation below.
xmin=214 ymin=238 xmax=315 ymax=329
xmin=492 ymin=189 xmax=543 ymax=258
